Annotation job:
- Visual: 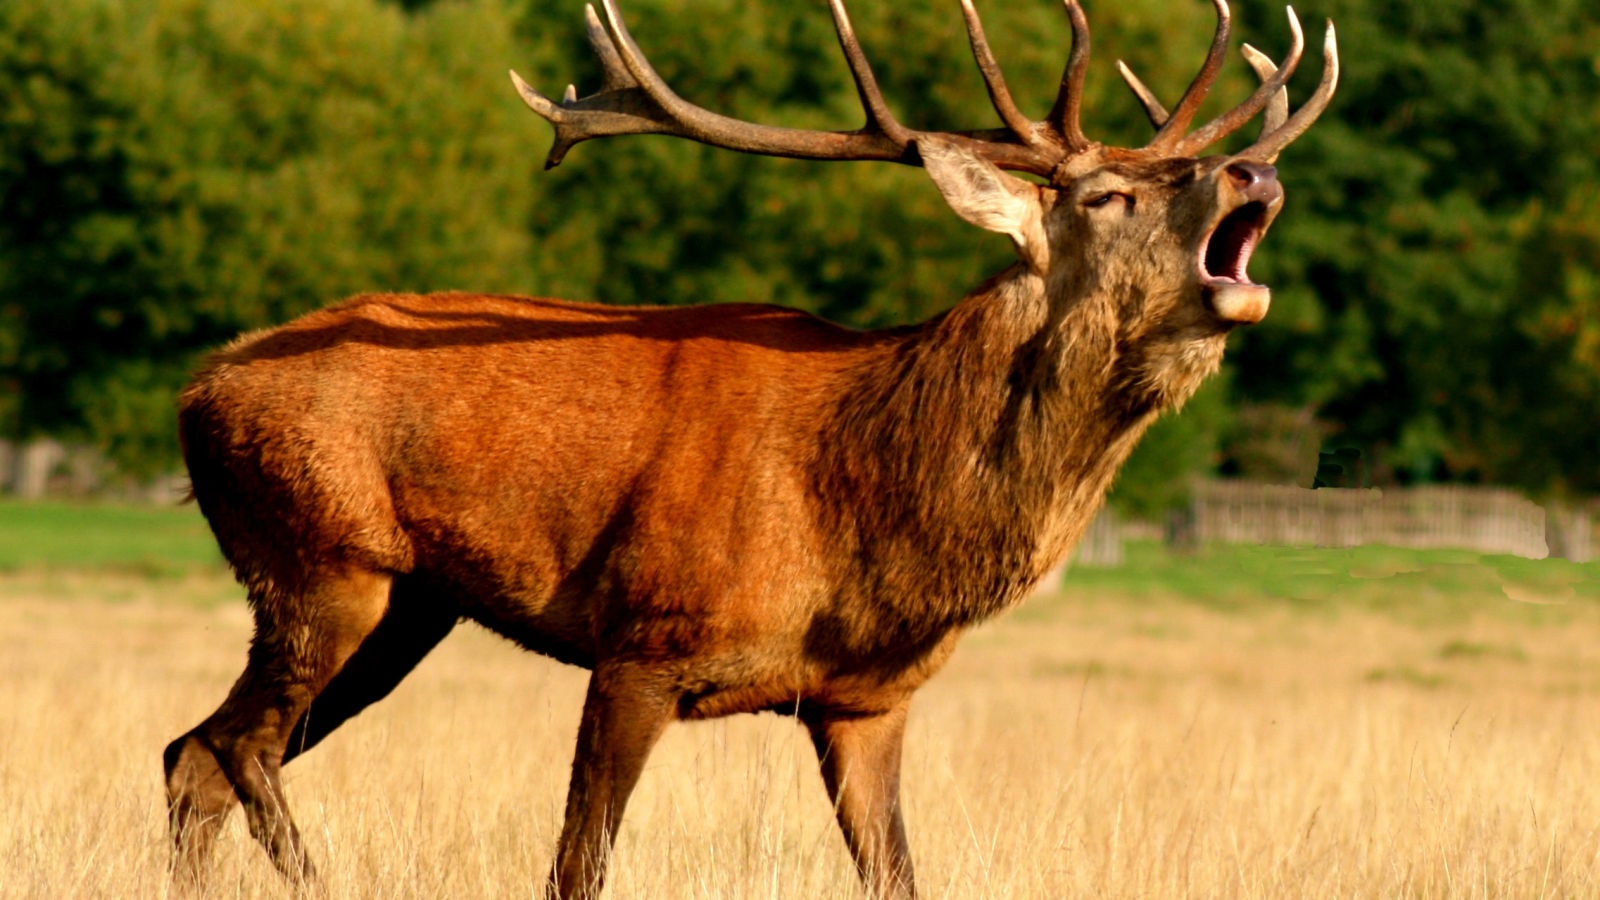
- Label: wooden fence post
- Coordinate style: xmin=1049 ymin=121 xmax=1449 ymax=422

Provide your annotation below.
xmin=1547 ymin=501 xmax=1594 ymax=563
xmin=13 ymin=439 xmax=65 ymax=499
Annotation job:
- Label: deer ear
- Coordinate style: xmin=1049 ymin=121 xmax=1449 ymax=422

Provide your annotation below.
xmin=917 ymin=136 xmax=1049 ymax=273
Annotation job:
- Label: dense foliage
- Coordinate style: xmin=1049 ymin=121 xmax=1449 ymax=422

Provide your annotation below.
xmin=0 ymin=0 xmax=542 ymax=472
xmin=0 ymin=0 xmax=1596 ymax=505
xmin=1228 ymin=0 xmax=1600 ymax=496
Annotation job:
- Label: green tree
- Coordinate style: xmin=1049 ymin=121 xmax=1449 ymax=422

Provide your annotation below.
xmin=1227 ymin=0 xmax=1600 ymax=493
xmin=0 ymin=0 xmax=542 ymax=474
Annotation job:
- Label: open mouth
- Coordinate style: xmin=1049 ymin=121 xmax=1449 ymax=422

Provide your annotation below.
xmin=1200 ymin=202 xmax=1269 ymax=285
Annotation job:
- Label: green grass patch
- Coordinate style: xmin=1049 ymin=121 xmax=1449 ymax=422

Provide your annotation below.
xmin=1046 ymin=541 xmax=1600 ymax=621
xmin=1364 ymin=666 xmax=1448 ymax=689
xmin=0 ymin=499 xmax=222 ymax=576
xmin=1437 ymin=640 xmax=1528 ymax=662
xmin=1034 ymin=659 xmax=1129 ymax=679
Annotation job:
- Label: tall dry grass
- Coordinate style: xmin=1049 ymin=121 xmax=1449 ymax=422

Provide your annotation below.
xmin=5 ymin=570 xmax=1600 ymax=899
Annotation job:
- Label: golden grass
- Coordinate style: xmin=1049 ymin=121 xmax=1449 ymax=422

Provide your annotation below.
xmin=6 ymin=570 xmax=1600 ymax=899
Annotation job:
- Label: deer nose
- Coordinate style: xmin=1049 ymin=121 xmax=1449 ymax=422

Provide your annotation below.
xmin=1225 ymin=161 xmax=1282 ymax=206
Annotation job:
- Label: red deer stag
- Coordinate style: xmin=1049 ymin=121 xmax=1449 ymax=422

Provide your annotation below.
xmin=164 ymin=0 xmax=1337 ymax=896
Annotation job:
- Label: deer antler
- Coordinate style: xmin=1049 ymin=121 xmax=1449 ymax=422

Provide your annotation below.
xmin=1045 ymin=0 xmax=1094 ymax=153
xmin=1117 ymin=40 xmax=1289 ymax=135
xmin=1116 ymin=5 xmax=1338 ymax=159
xmin=510 ymin=1 xmax=906 ymax=168
xmin=959 ymin=0 xmax=1049 ymax=151
xmin=1238 ymin=21 xmax=1338 ymax=161
xmin=1240 ymin=43 xmax=1291 ymax=137
xmin=513 ymin=0 xmax=1082 ymax=176
xmin=1149 ymin=0 xmax=1232 ymax=147
xmin=514 ymin=0 xmax=1337 ymax=179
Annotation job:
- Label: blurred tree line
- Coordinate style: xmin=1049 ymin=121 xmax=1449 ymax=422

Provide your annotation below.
xmin=0 ymin=0 xmax=1596 ymax=512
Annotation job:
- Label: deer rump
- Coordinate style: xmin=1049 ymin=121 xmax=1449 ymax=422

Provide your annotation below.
xmin=163 ymin=1 xmax=1338 ymax=898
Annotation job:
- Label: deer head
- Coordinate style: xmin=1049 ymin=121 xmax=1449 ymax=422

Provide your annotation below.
xmin=512 ymin=0 xmax=1337 ymax=410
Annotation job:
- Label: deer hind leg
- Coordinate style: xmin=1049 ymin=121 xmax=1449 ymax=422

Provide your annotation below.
xmin=163 ymin=730 xmax=236 ymax=883
xmin=806 ymin=699 xmax=917 ymax=900
xmin=169 ymin=566 xmax=392 ymax=882
xmin=548 ymin=662 xmax=679 ymax=900
xmin=282 ymin=576 xmax=457 ymax=765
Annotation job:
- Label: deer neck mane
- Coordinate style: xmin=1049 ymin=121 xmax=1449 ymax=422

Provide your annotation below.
xmin=814 ymin=263 xmax=1186 ymax=630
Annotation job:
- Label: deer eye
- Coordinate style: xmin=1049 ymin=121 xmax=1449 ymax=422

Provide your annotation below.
xmin=1084 ymin=191 xmax=1133 ymax=209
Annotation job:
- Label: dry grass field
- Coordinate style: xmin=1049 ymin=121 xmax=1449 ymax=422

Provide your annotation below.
xmin=7 ymin=533 xmax=1600 ymax=898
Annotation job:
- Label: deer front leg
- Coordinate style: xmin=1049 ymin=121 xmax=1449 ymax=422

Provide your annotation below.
xmin=548 ymin=662 xmax=677 ymax=900
xmin=806 ymin=699 xmax=916 ymax=900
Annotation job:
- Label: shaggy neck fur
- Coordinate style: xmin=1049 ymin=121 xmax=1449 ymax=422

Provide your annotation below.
xmin=814 ymin=263 xmax=1214 ymax=647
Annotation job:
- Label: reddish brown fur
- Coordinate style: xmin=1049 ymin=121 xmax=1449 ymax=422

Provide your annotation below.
xmin=163 ymin=53 xmax=1307 ymax=900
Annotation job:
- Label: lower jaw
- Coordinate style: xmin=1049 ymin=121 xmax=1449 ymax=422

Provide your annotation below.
xmin=1205 ymin=282 xmax=1271 ymax=324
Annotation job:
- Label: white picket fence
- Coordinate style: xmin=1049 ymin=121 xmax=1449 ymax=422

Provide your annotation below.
xmin=1192 ymin=481 xmax=1586 ymax=561
xmin=0 ymin=438 xmax=187 ymax=503
xmin=1037 ymin=483 xmax=1593 ymax=588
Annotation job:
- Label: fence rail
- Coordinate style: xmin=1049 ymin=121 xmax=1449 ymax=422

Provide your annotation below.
xmin=1193 ymin=481 xmax=1572 ymax=560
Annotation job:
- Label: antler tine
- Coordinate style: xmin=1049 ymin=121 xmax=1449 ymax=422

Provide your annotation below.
xmin=1149 ymin=0 xmax=1231 ymax=149
xmin=509 ymin=4 xmax=659 ymax=168
xmin=1117 ymin=61 xmax=1170 ymax=129
xmin=1240 ymin=43 xmax=1289 ymax=136
xmin=597 ymin=0 xmax=769 ymax=146
xmin=585 ymin=3 xmax=637 ymax=94
xmin=1241 ymin=20 xmax=1338 ymax=162
xmin=1170 ymin=4 xmax=1303 ymax=156
xmin=1046 ymin=0 xmax=1093 ymax=152
xmin=959 ymin=0 xmax=1047 ymax=149
xmin=512 ymin=68 xmax=666 ymax=170
xmin=826 ymin=0 xmax=914 ymax=146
